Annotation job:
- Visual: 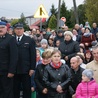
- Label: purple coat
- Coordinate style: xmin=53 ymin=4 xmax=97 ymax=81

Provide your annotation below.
xmin=76 ymin=80 xmax=98 ymax=98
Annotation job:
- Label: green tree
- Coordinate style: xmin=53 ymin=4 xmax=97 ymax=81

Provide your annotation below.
xmin=60 ymin=0 xmax=71 ymax=27
xmin=11 ymin=19 xmax=19 ymax=26
xmin=70 ymin=8 xmax=76 ymax=27
xmin=50 ymin=4 xmax=57 ymax=16
xmin=46 ymin=4 xmax=57 ymax=28
xmin=60 ymin=0 xmax=67 ymax=18
xmin=70 ymin=4 xmax=86 ymax=27
xmin=84 ymin=0 xmax=98 ymax=25
xmin=48 ymin=15 xmax=57 ymax=29
xmin=19 ymin=13 xmax=29 ymax=31
xmin=78 ymin=4 xmax=86 ymax=25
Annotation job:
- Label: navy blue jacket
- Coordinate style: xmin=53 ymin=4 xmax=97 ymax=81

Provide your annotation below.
xmin=15 ymin=35 xmax=36 ymax=74
xmin=0 ymin=33 xmax=18 ymax=75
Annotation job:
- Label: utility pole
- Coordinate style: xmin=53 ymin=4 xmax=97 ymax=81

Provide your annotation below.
xmin=73 ymin=0 xmax=79 ymax=24
xmin=57 ymin=0 xmax=61 ymax=33
xmin=40 ymin=18 xmax=42 ymax=31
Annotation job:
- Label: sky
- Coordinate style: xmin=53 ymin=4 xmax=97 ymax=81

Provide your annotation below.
xmin=0 ymin=0 xmax=84 ymax=19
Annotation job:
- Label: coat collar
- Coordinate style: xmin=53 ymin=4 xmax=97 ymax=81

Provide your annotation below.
xmin=16 ymin=34 xmax=26 ymax=45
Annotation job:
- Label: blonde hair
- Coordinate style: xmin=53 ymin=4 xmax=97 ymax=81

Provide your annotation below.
xmin=42 ymin=51 xmax=52 ymax=59
xmin=51 ymin=50 xmax=61 ymax=56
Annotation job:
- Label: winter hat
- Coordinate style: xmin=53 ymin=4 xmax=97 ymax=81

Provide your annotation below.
xmin=58 ymin=30 xmax=63 ymax=34
xmin=64 ymin=31 xmax=73 ymax=38
xmin=82 ymin=69 xmax=94 ymax=79
xmin=40 ymin=39 xmax=48 ymax=44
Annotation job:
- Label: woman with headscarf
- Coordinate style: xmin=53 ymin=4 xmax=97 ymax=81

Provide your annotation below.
xmin=80 ymin=27 xmax=96 ymax=50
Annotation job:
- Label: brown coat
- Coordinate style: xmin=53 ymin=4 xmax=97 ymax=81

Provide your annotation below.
xmin=86 ymin=60 xmax=98 ymax=83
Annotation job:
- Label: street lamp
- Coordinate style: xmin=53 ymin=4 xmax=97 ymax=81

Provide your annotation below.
xmin=73 ymin=0 xmax=79 ymax=24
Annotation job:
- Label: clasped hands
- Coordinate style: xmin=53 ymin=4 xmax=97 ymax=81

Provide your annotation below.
xmin=56 ymin=85 xmax=63 ymax=93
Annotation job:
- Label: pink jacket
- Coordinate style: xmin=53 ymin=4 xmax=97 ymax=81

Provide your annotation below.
xmin=76 ymin=80 xmax=98 ymax=98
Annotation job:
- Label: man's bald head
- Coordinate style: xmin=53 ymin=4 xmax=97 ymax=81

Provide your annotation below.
xmin=70 ymin=57 xmax=80 ymax=70
xmin=75 ymin=24 xmax=80 ymax=30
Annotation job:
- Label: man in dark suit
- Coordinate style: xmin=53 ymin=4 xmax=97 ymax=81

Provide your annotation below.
xmin=0 ymin=21 xmax=18 ymax=98
xmin=13 ymin=23 xmax=36 ymax=98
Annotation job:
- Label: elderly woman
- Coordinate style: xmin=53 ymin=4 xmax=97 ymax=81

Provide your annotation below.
xmin=59 ymin=31 xmax=80 ymax=67
xmin=43 ymin=50 xmax=71 ymax=98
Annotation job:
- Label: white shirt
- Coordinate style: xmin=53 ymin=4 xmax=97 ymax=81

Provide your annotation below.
xmin=73 ymin=35 xmax=77 ymax=41
xmin=16 ymin=35 xmax=23 ymax=42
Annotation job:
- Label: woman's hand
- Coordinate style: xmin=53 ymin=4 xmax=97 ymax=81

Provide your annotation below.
xmin=56 ymin=85 xmax=63 ymax=93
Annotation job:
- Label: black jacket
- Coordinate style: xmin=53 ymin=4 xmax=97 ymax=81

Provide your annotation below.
xmin=59 ymin=39 xmax=80 ymax=60
xmin=70 ymin=67 xmax=84 ymax=91
xmin=76 ymin=35 xmax=81 ymax=44
xmin=91 ymin=27 xmax=98 ymax=41
xmin=43 ymin=64 xmax=71 ymax=95
xmin=59 ymin=39 xmax=80 ymax=66
xmin=34 ymin=63 xmax=47 ymax=94
xmin=0 ymin=33 xmax=18 ymax=75
xmin=15 ymin=35 xmax=36 ymax=74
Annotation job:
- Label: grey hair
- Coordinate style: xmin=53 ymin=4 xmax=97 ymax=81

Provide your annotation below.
xmin=92 ymin=43 xmax=98 ymax=50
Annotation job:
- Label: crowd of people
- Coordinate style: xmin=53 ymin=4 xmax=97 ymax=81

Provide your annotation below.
xmin=0 ymin=20 xmax=98 ymax=98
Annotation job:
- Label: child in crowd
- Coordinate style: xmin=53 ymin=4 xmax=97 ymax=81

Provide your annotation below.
xmin=31 ymin=49 xmax=42 ymax=98
xmin=39 ymin=39 xmax=48 ymax=56
xmin=48 ymin=38 xmax=54 ymax=47
xmin=55 ymin=40 xmax=61 ymax=48
xmin=36 ymin=49 xmax=42 ymax=66
xmin=34 ymin=51 xmax=52 ymax=98
xmin=76 ymin=69 xmax=98 ymax=98
xmin=85 ymin=50 xmax=93 ymax=64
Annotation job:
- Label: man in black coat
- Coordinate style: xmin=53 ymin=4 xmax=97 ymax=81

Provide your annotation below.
xmin=0 ymin=21 xmax=18 ymax=98
xmin=91 ymin=22 xmax=98 ymax=41
xmin=13 ymin=23 xmax=36 ymax=98
xmin=54 ymin=30 xmax=64 ymax=46
xmin=69 ymin=57 xmax=84 ymax=98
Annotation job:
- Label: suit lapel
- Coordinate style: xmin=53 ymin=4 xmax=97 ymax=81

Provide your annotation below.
xmin=18 ymin=34 xmax=26 ymax=45
xmin=15 ymin=34 xmax=26 ymax=45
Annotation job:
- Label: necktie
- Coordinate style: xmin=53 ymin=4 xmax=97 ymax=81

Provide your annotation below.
xmin=17 ymin=37 xmax=20 ymax=44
